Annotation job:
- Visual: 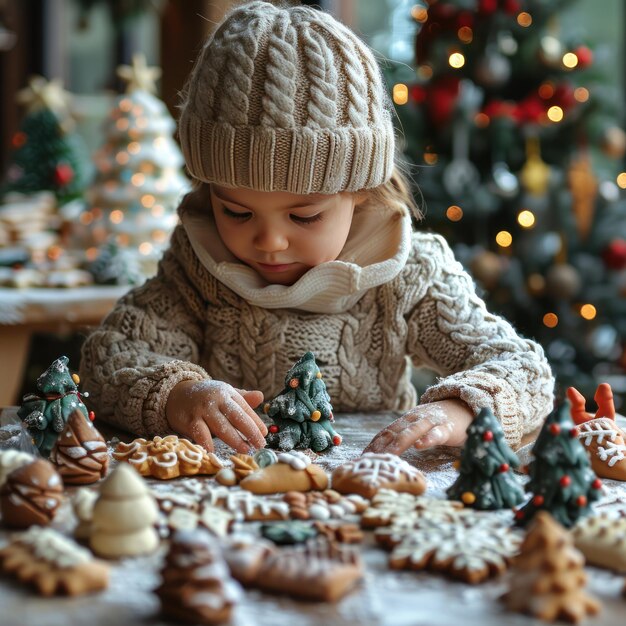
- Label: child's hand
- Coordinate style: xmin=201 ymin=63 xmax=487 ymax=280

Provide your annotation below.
xmin=364 ymin=399 xmax=473 ymax=455
xmin=165 ymin=379 xmax=268 ymax=453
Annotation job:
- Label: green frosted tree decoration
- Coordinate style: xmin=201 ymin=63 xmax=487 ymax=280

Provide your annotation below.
xmin=18 ymin=356 xmax=92 ymax=456
xmin=264 ymin=352 xmax=342 ymax=453
xmin=2 ymin=76 xmax=90 ymax=202
xmin=447 ymin=407 xmax=526 ymax=510
xmin=515 ymin=401 xmax=603 ymax=528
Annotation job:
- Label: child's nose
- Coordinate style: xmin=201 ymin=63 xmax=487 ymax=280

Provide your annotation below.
xmin=253 ymin=227 xmax=288 ymax=252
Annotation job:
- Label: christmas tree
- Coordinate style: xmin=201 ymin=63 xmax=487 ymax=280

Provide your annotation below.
xmin=17 ymin=356 xmax=92 ymax=456
xmin=382 ymin=0 xmax=626 ymax=408
xmin=77 ymin=53 xmax=188 ymax=283
xmin=1 ymin=76 xmax=91 ymax=202
xmin=264 ymin=352 xmax=342 ymax=452
xmin=447 ymin=407 xmax=525 ymax=509
xmin=503 ymin=511 xmax=601 ymax=623
xmin=515 ymin=401 xmax=602 ymax=527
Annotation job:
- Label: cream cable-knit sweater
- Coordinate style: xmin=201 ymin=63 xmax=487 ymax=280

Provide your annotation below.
xmin=80 ymin=211 xmax=554 ymax=447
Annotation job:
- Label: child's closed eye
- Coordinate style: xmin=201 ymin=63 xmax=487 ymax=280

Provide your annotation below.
xmin=290 ymin=213 xmax=323 ymax=225
xmin=223 ymin=207 xmax=252 ymax=220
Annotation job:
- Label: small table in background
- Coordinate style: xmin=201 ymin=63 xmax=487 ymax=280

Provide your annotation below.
xmin=0 ymin=286 xmax=128 ymax=406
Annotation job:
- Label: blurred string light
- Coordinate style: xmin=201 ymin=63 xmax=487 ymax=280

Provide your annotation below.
xmin=517 ymin=12 xmax=532 ymax=27
xmin=580 ymin=304 xmax=597 ymax=320
xmin=423 ymin=148 xmax=438 ymax=164
xmin=458 ymin=27 xmax=473 ymax=43
xmin=411 ymin=5 xmax=428 ymax=22
xmin=562 ymin=52 xmax=578 ymax=68
xmin=538 ymin=82 xmax=554 ymax=99
xmin=449 ymin=52 xmax=465 ymax=68
xmin=446 ymin=205 xmax=463 ymax=221
xmin=417 ymin=65 xmax=433 ymax=79
xmin=474 ymin=112 xmax=490 ymax=128
xmin=517 ymin=210 xmax=536 ymax=228
xmin=547 ymin=106 xmax=564 ymax=122
xmin=616 ymin=172 xmax=626 ymax=188
xmin=496 ymin=230 xmax=513 ymax=247
xmin=543 ymin=313 xmax=559 ymax=328
xmin=393 ymin=83 xmax=409 ymax=105
xmin=574 ymin=87 xmax=589 ymax=102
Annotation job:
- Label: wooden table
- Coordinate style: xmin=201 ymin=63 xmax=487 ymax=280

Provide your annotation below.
xmin=1 ymin=411 xmax=626 ymax=626
xmin=0 ymin=286 xmax=128 ymax=406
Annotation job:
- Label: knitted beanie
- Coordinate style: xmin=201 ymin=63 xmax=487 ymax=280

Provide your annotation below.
xmin=178 ymin=1 xmax=395 ymax=194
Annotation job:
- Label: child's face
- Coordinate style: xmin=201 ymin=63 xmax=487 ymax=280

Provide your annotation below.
xmin=210 ymin=184 xmax=358 ymax=285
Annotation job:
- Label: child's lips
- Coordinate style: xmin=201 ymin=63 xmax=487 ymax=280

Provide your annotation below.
xmin=256 ymin=262 xmax=295 ymax=273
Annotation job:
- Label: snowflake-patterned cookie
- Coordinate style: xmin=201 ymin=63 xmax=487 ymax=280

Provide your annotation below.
xmin=331 ymin=453 xmax=427 ymax=499
xmin=578 ymin=418 xmax=626 ymax=481
xmin=388 ymin=513 xmax=522 ymax=584
xmin=572 ymin=511 xmax=626 ymax=572
xmin=361 ymin=489 xmax=463 ymax=528
xmin=283 ymin=489 xmax=369 ymax=521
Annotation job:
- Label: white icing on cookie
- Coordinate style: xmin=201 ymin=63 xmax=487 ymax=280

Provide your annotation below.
xmin=277 ymin=451 xmax=311 ymax=471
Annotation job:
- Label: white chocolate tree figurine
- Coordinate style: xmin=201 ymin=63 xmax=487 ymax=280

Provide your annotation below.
xmin=503 ymin=511 xmax=601 ymax=623
xmin=78 ymin=53 xmax=188 ymax=283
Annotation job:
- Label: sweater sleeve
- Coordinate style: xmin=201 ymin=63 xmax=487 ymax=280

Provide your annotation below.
xmin=405 ymin=234 xmax=554 ymax=447
xmin=79 ymin=253 xmax=209 ymax=437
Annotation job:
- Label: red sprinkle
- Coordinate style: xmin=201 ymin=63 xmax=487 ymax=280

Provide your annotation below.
xmin=577 ymin=495 xmax=588 ymax=507
xmin=569 ymin=427 xmax=579 ymax=437
xmin=549 ymin=423 xmax=561 ymax=435
xmin=559 ymin=475 xmax=571 ymax=487
xmin=533 ymin=495 xmax=545 ymax=506
xmin=483 ymin=431 xmax=494 ymax=442
xmin=88 ymin=411 xmax=96 ymax=422
xmin=332 ymin=435 xmax=342 ymax=446
xmin=592 ymin=478 xmax=603 ymax=490
xmin=499 ymin=463 xmax=510 ymax=473
xmin=269 ymin=425 xmax=279 ymax=434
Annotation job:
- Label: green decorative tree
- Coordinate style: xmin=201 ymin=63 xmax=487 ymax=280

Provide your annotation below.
xmin=18 ymin=356 xmax=92 ymax=456
xmin=1 ymin=76 xmax=91 ymax=202
xmin=515 ymin=401 xmax=602 ymax=527
xmin=447 ymin=407 xmax=526 ymax=509
xmin=77 ymin=53 xmax=188 ymax=284
xmin=264 ymin=352 xmax=342 ymax=453
xmin=382 ymin=0 xmax=626 ymax=407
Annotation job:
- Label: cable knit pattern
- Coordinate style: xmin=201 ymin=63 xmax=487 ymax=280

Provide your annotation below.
xmin=80 ymin=226 xmax=554 ymax=446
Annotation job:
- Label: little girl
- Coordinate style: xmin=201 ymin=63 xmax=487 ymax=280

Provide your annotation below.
xmin=80 ymin=0 xmax=554 ymax=455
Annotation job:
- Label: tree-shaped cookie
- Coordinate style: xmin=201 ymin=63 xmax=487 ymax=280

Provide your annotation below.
xmin=447 ymin=407 xmax=525 ymax=510
xmin=503 ymin=511 xmax=601 ymax=623
xmin=567 ymin=383 xmax=626 ymax=481
xmin=515 ymin=402 xmax=602 ymax=528
xmin=264 ymin=352 xmax=342 ymax=452
xmin=77 ymin=53 xmax=188 ymax=284
xmin=90 ymin=463 xmax=159 ymax=558
xmin=18 ymin=356 xmax=91 ymax=456
xmin=49 ymin=409 xmax=109 ymax=484
xmin=1 ymin=76 xmax=90 ymax=202
xmin=156 ymin=529 xmax=242 ymax=624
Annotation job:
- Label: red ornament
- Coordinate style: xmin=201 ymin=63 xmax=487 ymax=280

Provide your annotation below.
xmin=569 ymin=427 xmax=579 ymax=438
xmin=269 ymin=425 xmax=279 ymax=434
xmin=503 ymin=0 xmax=521 ymax=15
xmin=289 ymin=378 xmax=299 ymax=389
xmin=483 ymin=430 xmax=494 ymax=442
xmin=592 ymin=478 xmax=603 ymax=490
xmin=54 ymin=163 xmax=74 ymax=186
xmin=479 ymin=0 xmax=498 ymax=14
xmin=410 ymin=85 xmax=426 ymax=104
xmin=574 ymin=45 xmax=593 ymax=68
xmin=559 ymin=475 xmax=571 ymax=487
xmin=88 ymin=411 xmax=96 ymax=422
xmin=514 ymin=509 xmax=525 ymax=520
xmin=577 ymin=495 xmax=588 ymax=507
xmin=332 ymin=435 xmax=342 ymax=446
xmin=482 ymin=99 xmax=516 ymax=120
xmin=499 ymin=463 xmax=510 ymax=473
xmin=552 ymin=83 xmax=576 ymax=111
xmin=603 ymin=239 xmax=626 ymax=270
xmin=426 ymin=77 xmax=460 ymax=128
xmin=533 ymin=495 xmax=545 ymax=506
xmin=12 ymin=131 xmax=27 ymax=148
xmin=513 ymin=96 xmax=545 ymax=125
xmin=549 ymin=423 xmax=561 ymax=436
xmin=457 ymin=11 xmax=474 ymax=28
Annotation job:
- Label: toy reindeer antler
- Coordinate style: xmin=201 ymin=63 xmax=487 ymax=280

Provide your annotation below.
xmin=567 ymin=383 xmax=615 ymax=425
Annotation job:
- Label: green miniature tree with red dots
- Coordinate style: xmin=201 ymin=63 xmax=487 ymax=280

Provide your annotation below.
xmin=447 ymin=407 xmax=525 ymax=510
xmin=264 ymin=352 xmax=341 ymax=453
xmin=515 ymin=401 xmax=602 ymax=528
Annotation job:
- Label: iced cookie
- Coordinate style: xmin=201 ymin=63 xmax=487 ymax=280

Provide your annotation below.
xmin=71 ymin=488 xmax=99 ymax=540
xmin=572 ymin=512 xmax=626 ymax=573
xmin=113 ymin=435 xmax=223 ymax=480
xmin=331 ymin=453 xmax=427 ymax=499
xmin=90 ymin=463 xmax=159 ymax=558
xmin=0 ymin=527 xmax=109 ymax=596
xmin=49 ymin=409 xmax=109 ymax=484
xmin=283 ymin=489 xmax=369 ymax=521
xmin=0 ymin=459 xmax=63 ymax=529
xmin=156 ymin=530 xmax=242 ymax=625
xmin=239 ymin=451 xmax=328 ymax=494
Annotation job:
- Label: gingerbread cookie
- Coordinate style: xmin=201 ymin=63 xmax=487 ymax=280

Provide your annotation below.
xmin=222 ymin=535 xmax=362 ymax=601
xmin=386 ymin=509 xmax=521 ymax=583
xmin=0 ymin=458 xmax=63 ymax=528
xmin=90 ymin=463 xmax=159 ymax=558
xmin=239 ymin=451 xmax=328 ymax=494
xmin=577 ymin=418 xmax=626 ymax=481
xmin=154 ymin=495 xmax=234 ymax=539
xmin=283 ymin=489 xmax=369 ymax=521
xmin=156 ymin=530 xmax=242 ymax=625
xmin=313 ymin=521 xmax=364 ymax=545
xmin=572 ymin=512 xmax=626 ymax=573
xmin=0 ymin=449 xmax=34 ymax=488
xmin=504 ymin=511 xmax=601 ymax=623
xmin=331 ymin=453 xmax=427 ymax=499
xmin=112 ymin=435 xmax=223 ymax=479
xmin=0 ymin=527 xmax=109 ymax=596
xmin=183 ymin=483 xmax=290 ymax=522
xmin=49 ymin=409 xmax=109 ymax=484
